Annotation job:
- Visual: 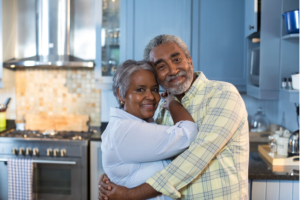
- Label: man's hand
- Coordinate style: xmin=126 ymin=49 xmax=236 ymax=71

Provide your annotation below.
xmin=98 ymin=173 xmax=130 ymax=200
xmin=98 ymin=174 xmax=111 ymax=200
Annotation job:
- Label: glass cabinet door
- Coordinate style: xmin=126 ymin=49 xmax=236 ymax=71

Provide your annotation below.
xmin=101 ymin=0 xmax=120 ymax=77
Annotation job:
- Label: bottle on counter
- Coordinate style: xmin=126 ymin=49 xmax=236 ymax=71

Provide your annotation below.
xmin=287 ymin=78 xmax=293 ymax=90
xmin=282 ymin=78 xmax=287 ymax=89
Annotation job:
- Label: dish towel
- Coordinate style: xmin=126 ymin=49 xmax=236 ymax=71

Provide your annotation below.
xmin=7 ymin=158 xmax=33 ymax=200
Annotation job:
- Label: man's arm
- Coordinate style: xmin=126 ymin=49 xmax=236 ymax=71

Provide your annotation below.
xmin=146 ymin=89 xmax=247 ymax=198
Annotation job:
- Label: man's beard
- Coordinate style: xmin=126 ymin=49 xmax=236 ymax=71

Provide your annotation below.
xmin=159 ymin=63 xmax=194 ymax=95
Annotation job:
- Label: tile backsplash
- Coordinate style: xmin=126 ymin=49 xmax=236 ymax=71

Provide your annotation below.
xmin=15 ymin=69 xmax=101 ymax=126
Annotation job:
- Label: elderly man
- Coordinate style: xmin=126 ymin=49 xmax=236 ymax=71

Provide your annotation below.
xmin=99 ymin=34 xmax=249 ymax=200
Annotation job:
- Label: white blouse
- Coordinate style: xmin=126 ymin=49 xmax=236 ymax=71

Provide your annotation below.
xmin=101 ymin=107 xmax=198 ymax=200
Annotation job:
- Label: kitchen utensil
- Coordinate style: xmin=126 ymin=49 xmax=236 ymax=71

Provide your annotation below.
xmin=291 ymin=74 xmax=299 ymax=90
xmin=277 ymin=137 xmax=289 ymax=156
xmin=288 ymin=130 xmax=299 ymax=157
xmin=282 ymin=10 xmax=299 ymax=34
xmin=251 ymin=107 xmax=270 ymax=132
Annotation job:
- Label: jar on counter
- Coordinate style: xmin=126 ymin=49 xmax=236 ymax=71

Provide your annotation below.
xmin=0 ymin=104 xmax=6 ymax=128
xmin=250 ymin=107 xmax=270 ymax=132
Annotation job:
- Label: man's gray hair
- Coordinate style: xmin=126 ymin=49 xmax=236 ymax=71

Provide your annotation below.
xmin=112 ymin=60 xmax=156 ymax=108
xmin=143 ymin=34 xmax=190 ymax=61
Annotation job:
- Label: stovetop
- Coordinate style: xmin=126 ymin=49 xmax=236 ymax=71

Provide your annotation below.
xmin=0 ymin=129 xmax=93 ymax=140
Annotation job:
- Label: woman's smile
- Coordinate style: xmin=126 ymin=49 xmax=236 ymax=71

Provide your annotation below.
xmin=120 ymin=70 xmax=161 ymax=121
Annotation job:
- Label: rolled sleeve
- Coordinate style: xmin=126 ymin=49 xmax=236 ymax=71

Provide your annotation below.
xmin=146 ymin=172 xmax=181 ymax=198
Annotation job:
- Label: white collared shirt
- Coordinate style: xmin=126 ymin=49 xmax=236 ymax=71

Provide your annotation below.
xmin=101 ymin=107 xmax=198 ymax=200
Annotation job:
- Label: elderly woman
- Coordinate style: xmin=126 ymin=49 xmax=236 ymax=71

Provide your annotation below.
xmin=101 ymin=60 xmax=198 ymax=200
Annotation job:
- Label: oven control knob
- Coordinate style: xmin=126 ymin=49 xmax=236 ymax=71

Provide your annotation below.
xmin=12 ymin=148 xmax=18 ymax=155
xmin=53 ymin=149 xmax=59 ymax=157
xmin=47 ymin=148 xmax=53 ymax=156
xmin=60 ymin=149 xmax=66 ymax=157
xmin=26 ymin=148 xmax=32 ymax=155
xmin=33 ymin=148 xmax=39 ymax=156
xmin=19 ymin=148 xmax=25 ymax=155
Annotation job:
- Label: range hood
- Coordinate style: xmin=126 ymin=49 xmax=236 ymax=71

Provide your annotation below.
xmin=4 ymin=0 xmax=94 ymax=69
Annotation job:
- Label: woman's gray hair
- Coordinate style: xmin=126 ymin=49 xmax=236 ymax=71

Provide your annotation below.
xmin=112 ymin=60 xmax=156 ymax=108
xmin=143 ymin=34 xmax=190 ymax=61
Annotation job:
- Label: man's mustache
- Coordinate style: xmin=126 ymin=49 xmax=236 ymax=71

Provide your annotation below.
xmin=165 ymin=70 xmax=187 ymax=82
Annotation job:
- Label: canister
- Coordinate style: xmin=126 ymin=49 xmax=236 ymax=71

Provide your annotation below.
xmin=0 ymin=104 xmax=6 ymax=128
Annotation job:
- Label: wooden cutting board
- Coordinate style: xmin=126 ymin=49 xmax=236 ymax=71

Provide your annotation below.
xmin=25 ymin=114 xmax=89 ymax=132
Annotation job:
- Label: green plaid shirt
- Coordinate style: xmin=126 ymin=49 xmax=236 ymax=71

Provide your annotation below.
xmin=147 ymin=72 xmax=249 ymax=200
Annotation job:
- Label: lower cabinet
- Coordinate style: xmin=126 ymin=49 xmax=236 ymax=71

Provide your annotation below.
xmin=249 ymin=179 xmax=299 ymax=200
xmin=90 ymin=141 xmax=104 ymax=200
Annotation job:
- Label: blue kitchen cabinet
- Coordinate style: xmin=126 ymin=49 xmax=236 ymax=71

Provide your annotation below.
xmin=245 ymin=0 xmax=260 ymax=37
xmin=0 ymin=0 xmax=3 ymax=88
xmin=121 ymin=0 xmax=246 ymax=91
xmin=196 ymin=0 xmax=246 ymax=91
xmin=246 ymin=0 xmax=282 ymax=99
xmin=279 ymin=0 xmax=299 ymax=103
xmin=120 ymin=0 xmax=192 ymax=62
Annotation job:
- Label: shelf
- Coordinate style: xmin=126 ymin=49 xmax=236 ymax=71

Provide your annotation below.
xmin=247 ymin=85 xmax=279 ymax=100
xmin=280 ymin=88 xmax=299 ymax=103
xmin=282 ymin=33 xmax=299 ymax=40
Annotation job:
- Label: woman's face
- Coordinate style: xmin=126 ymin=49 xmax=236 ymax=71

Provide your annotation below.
xmin=120 ymin=70 xmax=161 ymax=121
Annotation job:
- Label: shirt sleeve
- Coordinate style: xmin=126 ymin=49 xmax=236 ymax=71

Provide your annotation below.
xmin=114 ymin=120 xmax=198 ymax=163
xmin=146 ymin=90 xmax=246 ymax=198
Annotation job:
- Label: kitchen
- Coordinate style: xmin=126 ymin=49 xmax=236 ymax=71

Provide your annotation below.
xmin=0 ymin=0 xmax=299 ymax=200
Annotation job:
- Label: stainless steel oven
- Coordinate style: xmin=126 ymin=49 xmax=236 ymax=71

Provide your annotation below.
xmin=0 ymin=131 xmax=91 ymax=200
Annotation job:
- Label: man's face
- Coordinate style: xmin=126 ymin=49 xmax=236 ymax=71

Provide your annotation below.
xmin=149 ymin=42 xmax=194 ymax=95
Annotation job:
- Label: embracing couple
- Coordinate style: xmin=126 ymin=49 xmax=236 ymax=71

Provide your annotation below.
xmin=99 ymin=35 xmax=249 ymax=200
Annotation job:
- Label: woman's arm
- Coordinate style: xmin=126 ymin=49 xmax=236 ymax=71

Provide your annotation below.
xmin=161 ymin=91 xmax=194 ymax=123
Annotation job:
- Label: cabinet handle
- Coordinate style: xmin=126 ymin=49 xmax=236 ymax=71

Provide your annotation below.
xmin=249 ymin=25 xmax=255 ymax=30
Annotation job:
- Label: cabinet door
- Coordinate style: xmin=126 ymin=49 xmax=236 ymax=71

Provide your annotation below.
xmin=0 ymin=0 xmax=3 ymax=89
xmin=245 ymin=0 xmax=258 ymax=37
xmin=198 ymin=0 xmax=246 ymax=91
xmin=120 ymin=0 xmax=192 ymax=61
xmin=90 ymin=141 xmax=105 ymax=200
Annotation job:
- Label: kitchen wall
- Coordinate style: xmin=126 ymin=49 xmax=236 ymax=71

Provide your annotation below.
xmin=0 ymin=68 xmax=16 ymax=119
xmin=14 ymin=69 xmax=101 ymax=126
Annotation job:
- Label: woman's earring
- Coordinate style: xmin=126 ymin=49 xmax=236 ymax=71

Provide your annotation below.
xmin=120 ymin=100 xmax=124 ymax=105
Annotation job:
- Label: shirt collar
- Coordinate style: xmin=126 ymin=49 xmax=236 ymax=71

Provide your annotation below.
xmin=110 ymin=107 xmax=145 ymax=122
xmin=181 ymin=71 xmax=208 ymax=103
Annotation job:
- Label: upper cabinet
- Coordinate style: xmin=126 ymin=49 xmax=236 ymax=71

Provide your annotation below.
xmin=280 ymin=0 xmax=299 ymax=103
xmin=121 ymin=0 xmax=246 ymax=91
xmin=0 ymin=0 xmax=2 ymax=88
xmin=0 ymin=0 xmax=16 ymax=89
xmin=246 ymin=0 xmax=282 ymax=99
xmin=245 ymin=0 xmax=260 ymax=37
xmin=95 ymin=0 xmax=120 ymax=89
xmin=120 ymin=0 xmax=192 ymax=61
xmin=196 ymin=0 xmax=246 ymax=91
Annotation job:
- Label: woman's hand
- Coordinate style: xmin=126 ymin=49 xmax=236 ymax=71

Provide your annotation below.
xmin=161 ymin=91 xmax=176 ymax=110
xmin=98 ymin=173 xmax=130 ymax=200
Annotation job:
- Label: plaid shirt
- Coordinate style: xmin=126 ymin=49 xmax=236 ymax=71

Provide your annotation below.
xmin=147 ymin=72 xmax=249 ymax=200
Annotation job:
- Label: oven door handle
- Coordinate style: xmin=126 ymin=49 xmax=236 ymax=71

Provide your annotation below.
xmin=0 ymin=158 xmax=76 ymax=165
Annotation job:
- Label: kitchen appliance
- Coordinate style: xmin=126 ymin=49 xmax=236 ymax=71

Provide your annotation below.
xmin=282 ymin=10 xmax=299 ymax=34
xmin=3 ymin=0 xmax=94 ymax=68
xmin=0 ymin=129 xmax=93 ymax=200
xmin=249 ymin=47 xmax=260 ymax=86
xmin=288 ymin=130 xmax=299 ymax=157
xmin=250 ymin=107 xmax=269 ymax=132
xmin=291 ymin=74 xmax=299 ymax=90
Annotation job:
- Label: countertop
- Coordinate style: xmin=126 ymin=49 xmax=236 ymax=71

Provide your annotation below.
xmin=248 ymin=152 xmax=299 ymax=180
